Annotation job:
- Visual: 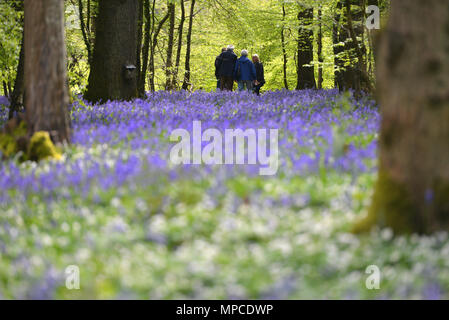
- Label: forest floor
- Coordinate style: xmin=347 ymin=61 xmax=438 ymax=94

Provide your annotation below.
xmin=0 ymin=90 xmax=448 ymax=299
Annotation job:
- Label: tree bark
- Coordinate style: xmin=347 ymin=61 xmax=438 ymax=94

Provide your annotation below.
xmin=172 ymin=0 xmax=185 ymax=89
xmin=296 ymin=6 xmax=316 ymax=90
xmin=281 ymin=2 xmax=289 ymax=90
xmin=138 ymin=0 xmax=152 ymax=96
xmin=182 ymin=0 xmax=195 ymax=91
xmin=344 ymin=0 xmax=372 ymax=95
xmin=355 ymin=0 xmax=449 ymax=234
xmin=24 ymin=0 xmax=71 ymax=144
xmin=2 ymin=82 xmax=8 ymax=98
xmin=333 ymin=0 xmax=344 ymax=88
xmin=78 ymin=0 xmax=92 ymax=65
xmin=317 ymin=7 xmax=323 ymax=89
xmin=85 ymin=0 xmax=140 ymax=103
xmin=149 ymin=8 xmax=170 ymax=91
xmin=165 ymin=2 xmax=176 ymax=90
xmin=335 ymin=0 xmax=368 ymax=93
xmin=136 ymin=0 xmax=144 ymax=97
xmin=9 ymin=30 xmax=25 ymax=119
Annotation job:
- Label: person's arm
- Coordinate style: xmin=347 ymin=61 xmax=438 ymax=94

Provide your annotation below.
xmin=251 ymin=63 xmax=257 ymax=82
xmin=215 ymin=55 xmax=222 ymax=79
xmin=233 ymin=60 xmax=239 ymax=80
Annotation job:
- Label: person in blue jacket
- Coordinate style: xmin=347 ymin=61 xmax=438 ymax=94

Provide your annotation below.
xmin=234 ymin=49 xmax=256 ymax=92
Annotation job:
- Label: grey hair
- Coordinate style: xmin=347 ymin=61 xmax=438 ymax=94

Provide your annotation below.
xmin=227 ymin=45 xmax=235 ymax=51
xmin=252 ymin=54 xmax=260 ymax=62
xmin=241 ymin=49 xmax=248 ymax=57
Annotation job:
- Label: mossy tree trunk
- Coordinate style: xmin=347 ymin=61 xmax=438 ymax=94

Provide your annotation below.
xmin=85 ymin=0 xmax=140 ymax=103
xmin=24 ymin=0 xmax=71 ymax=144
xmin=357 ymin=0 xmax=449 ymax=234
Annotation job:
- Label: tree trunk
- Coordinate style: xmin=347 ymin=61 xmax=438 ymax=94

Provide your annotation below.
xmin=333 ymin=0 xmax=344 ymax=88
xmin=139 ymin=0 xmax=152 ymax=96
xmin=317 ymin=7 xmax=323 ymax=89
xmin=136 ymin=0 xmax=144 ymax=97
xmin=165 ymin=2 xmax=176 ymax=91
xmin=9 ymin=29 xmax=25 ymax=120
xmin=336 ymin=0 xmax=367 ymax=92
xmin=296 ymin=6 xmax=316 ymax=90
xmin=355 ymin=0 xmax=449 ymax=234
xmin=281 ymin=2 xmax=289 ymax=90
xmin=85 ymin=0 xmax=140 ymax=103
xmin=2 ymin=82 xmax=8 ymax=97
xmin=182 ymin=0 xmax=195 ymax=91
xmin=172 ymin=0 xmax=185 ymax=89
xmin=78 ymin=0 xmax=92 ymax=65
xmin=24 ymin=0 xmax=71 ymax=144
xmin=149 ymin=8 xmax=170 ymax=91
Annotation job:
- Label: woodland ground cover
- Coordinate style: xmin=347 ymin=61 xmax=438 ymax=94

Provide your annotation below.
xmin=0 ymin=90 xmax=448 ymax=299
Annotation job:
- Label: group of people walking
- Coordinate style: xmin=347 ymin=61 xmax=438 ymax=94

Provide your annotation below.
xmin=215 ymin=45 xmax=265 ymax=95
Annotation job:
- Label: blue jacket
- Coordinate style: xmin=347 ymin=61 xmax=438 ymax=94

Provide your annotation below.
xmin=234 ymin=56 xmax=256 ymax=81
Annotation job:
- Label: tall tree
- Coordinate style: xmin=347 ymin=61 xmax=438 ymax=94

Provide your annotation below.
xmin=281 ymin=2 xmax=289 ymax=90
xmin=138 ymin=0 xmax=152 ymax=96
xmin=296 ymin=5 xmax=316 ymax=90
xmin=8 ymin=30 xmax=24 ymax=119
xmin=355 ymin=0 xmax=449 ymax=234
xmin=78 ymin=0 xmax=93 ymax=65
xmin=333 ymin=0 xmax=344 ymax=88
xmin=182 ymin=0 xmax=195 ymax=91
xmin=334 ymin=0 xmax=371 ymax=94
xmin=149 ymin=6 xmax=170 ymax=91
xmin=317 ymin=6 xmax=323 ymax=90
xmin=172 ymin=0 xmax=186 ymax=89
xmin=24 ymin=0 xmax=71 ymax=143
xmin=165 ymin=1 xmax=176 ymax=90
xmin=85 ymin=0 xmax=140 ymax=102
xmin=136 ymin=0 xmax=144 ymax=97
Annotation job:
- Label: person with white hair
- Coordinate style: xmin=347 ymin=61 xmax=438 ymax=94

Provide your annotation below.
xmin=215 ymin=45 xmax=237 ymax=91
xmin=252 ymin=54 xmax=265 ymax=95
xmin=215 ymin=47 xmax=227 ymax=90
xmin=234 ymin=49 xmax=257 ymax=92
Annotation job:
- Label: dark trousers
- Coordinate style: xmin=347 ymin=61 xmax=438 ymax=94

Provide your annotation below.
xmin=253 ymin=83 xmax=263 ymax=96
xmin=220 ymin=76 xmax=234 ymax=91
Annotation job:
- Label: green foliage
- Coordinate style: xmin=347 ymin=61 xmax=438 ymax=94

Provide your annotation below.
xmin=0 ymin=1 xmax=22 ymax=92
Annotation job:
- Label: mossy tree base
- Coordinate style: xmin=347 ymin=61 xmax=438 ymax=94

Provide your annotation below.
xmin=0 ymin=116 xmax=62 ymax=162
xmin=353 ymin=171 xmax=418 ymax=234
xmin=354 ymin=170 xmax=449 ymax=235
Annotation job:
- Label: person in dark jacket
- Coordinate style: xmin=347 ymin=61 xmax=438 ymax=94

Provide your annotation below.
xmin=252 ymin=54 xmax=265 ymax=96
xmin=234 ymin=49 xmax=256 ymax=92
xmin=216 ymin=45 xmax=237 ymax=91
xmin=215 ymin=47 xmax=227 ymax=90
